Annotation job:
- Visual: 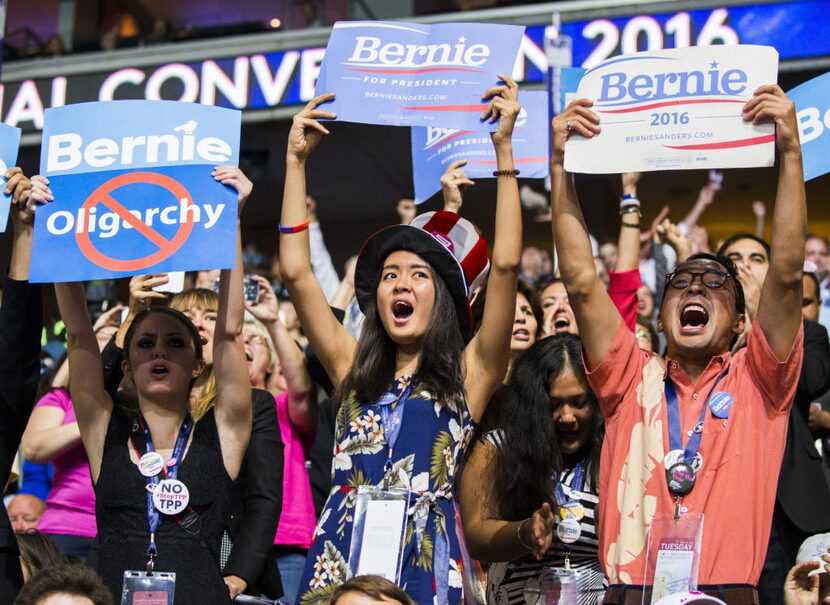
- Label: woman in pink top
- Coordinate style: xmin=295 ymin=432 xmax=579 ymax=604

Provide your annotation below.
xmin=245 ymin=274 xmax=317 ymax=604
xmin=21 ymin=323 xmax=118 ymax=558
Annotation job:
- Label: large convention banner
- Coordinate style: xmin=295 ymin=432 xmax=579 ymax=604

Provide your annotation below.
xmin=30 ymin=100 xmax=240 ymax=283
xmin=316 ymin=21 xmax=525 ymax=130
xmin=411 ymin=90 xmax=549 ymax=203
xmin=0 ymin=122 xmax=21 ymax=232
xmin=564 ymin=45 xmax=779 ymax=174
xmin=789 ymin=72 xmax=830 ymax=181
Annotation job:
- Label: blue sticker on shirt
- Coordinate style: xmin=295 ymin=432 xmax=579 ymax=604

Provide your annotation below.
xmin=709 ymin=391 xmax=734 ymax=418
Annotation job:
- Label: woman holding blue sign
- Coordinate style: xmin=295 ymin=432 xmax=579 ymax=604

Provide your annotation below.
xmin=280 ymin=77 xmax=523 ymax=605
xmin=52 ymin=168 xmax=253 ymax=605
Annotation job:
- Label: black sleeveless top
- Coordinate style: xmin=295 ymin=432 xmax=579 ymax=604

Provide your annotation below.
xmin=94 ymin=406 xmax=233 ymax=604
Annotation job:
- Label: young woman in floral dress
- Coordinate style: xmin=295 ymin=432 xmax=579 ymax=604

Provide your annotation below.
xmin=279 ymin=77 xmax=524 ymax=605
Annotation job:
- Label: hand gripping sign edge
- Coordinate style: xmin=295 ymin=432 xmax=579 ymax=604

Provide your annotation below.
xmin=75 ymin=171 xmax=195 ymax=273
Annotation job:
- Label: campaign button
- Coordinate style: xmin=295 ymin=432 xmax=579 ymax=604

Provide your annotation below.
xmin=666 ymin=462 xmax=697 ymax=495
xmin=152 ymin=479 xmax=190 ymax=515
xmin=137 ymin=452 xmax=165 ymax=477
xmin=559 ymin=503 xmax=585 ymax=521
xmin=664 ymin=449 xmax=685 ymax=470
xmin=556 ymin=518 xmax=582 ymax=544
xmin=709 ymin=391 xmax=734 ymax=418
xmin=665 ymin=450 xmax=702 ymax=473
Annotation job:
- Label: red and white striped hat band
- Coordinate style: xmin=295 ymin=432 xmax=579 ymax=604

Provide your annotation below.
xmin=410 ymin=211 xmax=490 ymax=296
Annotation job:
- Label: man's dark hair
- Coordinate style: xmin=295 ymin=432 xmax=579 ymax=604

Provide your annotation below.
xmin=329 ymin=575 xmax=415 ymax=605
xmin=16 ymin=532 xmax=67 ymax=580
xmin=15 ymin=563 xmax=113 ymax=605
xmin=661 ymin=252 xmax=746 ymax=315
xmin=716 ymin=232 xmax=771 ymax=259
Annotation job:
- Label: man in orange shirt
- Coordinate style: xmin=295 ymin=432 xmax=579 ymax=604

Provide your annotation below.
xmin=550 ymin=85 xmax=805 ymax=605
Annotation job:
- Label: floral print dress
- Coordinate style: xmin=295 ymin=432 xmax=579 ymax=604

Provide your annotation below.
xmin=297 ymin=376 xmax=475 ymax=605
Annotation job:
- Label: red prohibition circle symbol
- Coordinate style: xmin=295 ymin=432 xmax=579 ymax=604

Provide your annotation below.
xmin=76 ymin=172 xmax=195 ymax=272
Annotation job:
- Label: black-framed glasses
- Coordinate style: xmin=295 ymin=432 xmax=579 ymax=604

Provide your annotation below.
xmin=666 ymin=270 xmax=732 ymax=290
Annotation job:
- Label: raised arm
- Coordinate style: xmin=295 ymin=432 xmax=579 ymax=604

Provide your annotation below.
xmin=211 ymin=166 xmax=254 ymax=480
xmin=54 ymin=281 xmax=111 ymax=483
xmin=551 ymin=100 xmax=622 ymax=368
xmin=615 ymin=172 xmax=642 ymax=272
xmin=752 ymin=200 xmax=767 ymax=240
xmin=679 ymin=181 xmax=716 ymax=232
xmin=280 ymin=94 xmax=357 ymax=384
xmin=307 ymin=196 xmax=342 ymax=302
xmin=464 ymin=75 xmax=522 ymax=422
xmin=246 ymin=274 xmax=316 ymax=435
xmin=745 ymin=85 xmax=806 ymax=359
xmin=0 ymin=170 xmax=44 ymax=495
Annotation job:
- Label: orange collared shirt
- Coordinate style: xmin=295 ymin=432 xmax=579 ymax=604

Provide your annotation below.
xmin=585 ymin=320 xmax=803 ymax=585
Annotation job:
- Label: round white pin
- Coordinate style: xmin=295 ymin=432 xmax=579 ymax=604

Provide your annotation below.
xmin=137 ymin=452 xmax=165 ymax=477
xmin=152 ymin=479 xmax=190 ymax=515
xmin=556 ymin=518 xmax=582 ymax=544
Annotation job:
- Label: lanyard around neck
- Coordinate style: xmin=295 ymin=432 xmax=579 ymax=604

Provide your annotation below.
xmin=553 ymin=458 xmax=588 ymax=506
xmin=664 ymin=369 xmax=728 ymax=463
xmin=131 ymin=412 xmax=194 ymax=567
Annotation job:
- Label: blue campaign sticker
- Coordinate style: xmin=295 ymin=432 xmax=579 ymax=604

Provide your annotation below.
xmin=31 ymin=100 xmax=240 ymax=283
xmin=316 ymin=21 xmax=524 ymax=130
xmin=789 ymin=72 xmax=830 ymax=181
xmin=411 ymin=90 xmax=549 ymax=203
xmin=0 ymin=124 xmax=22 ymax=233
xmin=709 ymin=391 xmax=734 ymax=419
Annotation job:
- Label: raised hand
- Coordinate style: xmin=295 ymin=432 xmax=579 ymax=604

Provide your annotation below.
xmin=551 ymin=99 xmax=601 ymax=161
xmin=696 ymin=184 xmax=717 ymax=209
xmin=6 ymin=168 xmax=35 ymax=226
xmin=655 ymin=219 xmax=691 ymax=263
xmin=736 ymin=262 xmax=762 ymax=319
xmin=287 ymin=93 xmax=336 ymax=162
xmin=212 ymin=166 xmax=253 ymax=217
xmin=783 ymin=561 xmax=820 ymax=605
xmin=440 ymin=160 xmax=475 ymax=214
xmin=482 ymin=74 xmax=521 ymax=148
xmin=743 ymin=85 xmax=801 ymax=157
xmin=752 ymin=200 xmax=766 ymax=218
xmin=92 ymin=304 xmax=126 ymax=333
xmin=128 ymin=274 xmax=170 ymax=315
xmin=245 ymin=273 xmax=280 ymax=325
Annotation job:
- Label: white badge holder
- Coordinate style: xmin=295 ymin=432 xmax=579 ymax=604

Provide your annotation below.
xmin=644 ymin=513 xmax=704 ymax=605
xmin=523 ymin=568 xmax=579 ymax=604
xmin=347 ymin=485 xmax=409 ymax=583
xmin=121 ymin=571 xmax=176 ymax=605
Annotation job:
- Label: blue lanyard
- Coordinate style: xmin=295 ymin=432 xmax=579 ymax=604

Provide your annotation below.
xmin=553 ymin=458 xmax=587 ymax=507
xmin=134 ymin=412 xmax=194 ymax=566
xmin=377 ymin=381 xmax=412 ymax=462
xmin=664 ymin=369 xmax=728 ymax=464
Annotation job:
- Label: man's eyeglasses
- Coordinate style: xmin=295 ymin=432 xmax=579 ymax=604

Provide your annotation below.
xmin=666 ymin=270 xmax=732 ymax=290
